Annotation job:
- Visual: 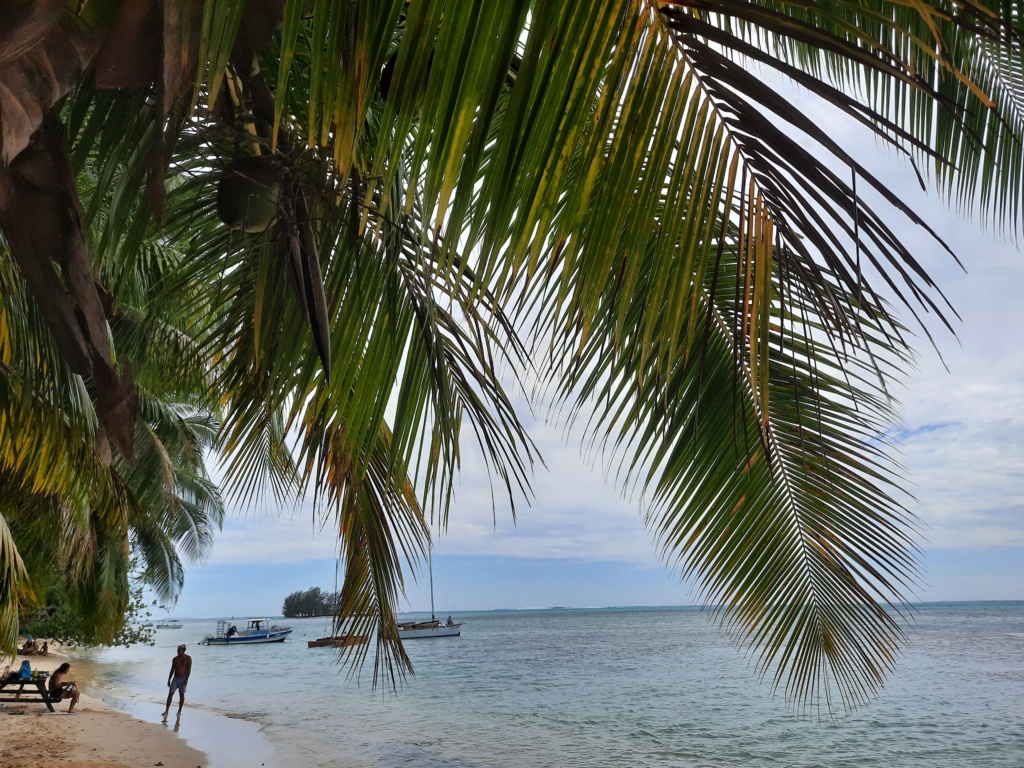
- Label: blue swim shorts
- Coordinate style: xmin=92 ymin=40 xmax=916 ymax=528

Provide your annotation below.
xmin=169 ymin=675 xmax=188 ymax=694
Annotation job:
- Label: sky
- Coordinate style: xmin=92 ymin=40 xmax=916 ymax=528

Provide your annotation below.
xmin=163 ymin=79 xmax=1024 ymax=621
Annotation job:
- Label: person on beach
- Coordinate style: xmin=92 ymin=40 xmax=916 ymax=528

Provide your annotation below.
xmin=49 ymin=662 xmax=80 ymax=713
xmin=162 ymin=644 xmax=192 ymax=720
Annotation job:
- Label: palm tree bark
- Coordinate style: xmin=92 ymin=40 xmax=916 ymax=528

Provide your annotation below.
xmin=0 ymin=112 xmax=137 ymax=459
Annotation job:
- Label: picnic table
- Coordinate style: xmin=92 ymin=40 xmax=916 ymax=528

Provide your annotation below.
xmin=0 ymin=673 xmax=55 ymax=712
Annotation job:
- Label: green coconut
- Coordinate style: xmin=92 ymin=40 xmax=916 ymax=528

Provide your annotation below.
xmin=216 ymin=156 xmax=282 ymax=233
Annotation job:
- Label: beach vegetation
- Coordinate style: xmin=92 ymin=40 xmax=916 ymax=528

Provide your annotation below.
xmin=21 ymin=562 xmax=160 ymax=648
xmin=1 ymin=1 xmax=1022 ymax=713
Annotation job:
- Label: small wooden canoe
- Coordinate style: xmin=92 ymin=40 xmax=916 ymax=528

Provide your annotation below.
xmin=307 ymin=634 xmax=368 ymax=648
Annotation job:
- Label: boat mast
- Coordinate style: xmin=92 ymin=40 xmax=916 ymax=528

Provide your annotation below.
xmin=429 ymin=546 xmax=436 ymax=622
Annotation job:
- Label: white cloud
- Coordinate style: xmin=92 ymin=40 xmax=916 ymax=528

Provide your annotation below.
xmin=205 ymin=502 xmax=340 ymax=566
xmin=898 ymin=277 xmax=1024 ymax=550
xmin=437 ymin=420 xmax=662 ymax=564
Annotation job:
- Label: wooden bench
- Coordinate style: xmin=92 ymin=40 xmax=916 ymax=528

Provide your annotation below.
xmin=0 ymin=675 xmax=56 ymax=712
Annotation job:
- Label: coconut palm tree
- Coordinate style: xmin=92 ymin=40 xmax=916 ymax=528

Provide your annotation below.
xmin=0 ymin=160 xmax=225 ymax=650
xmin=1 ymin=1 xmax=1022 ymax=711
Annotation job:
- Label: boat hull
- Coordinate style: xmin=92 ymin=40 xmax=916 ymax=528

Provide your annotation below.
xmin=203 ymin=619 xmax=294 ymax=645
xmin=397 ymin=624 xmax=462 ymax=640
xmin=307 ymin=635 xmax=368 ymax=648
xmin=204 ymin=629 xmax=292 ymax=645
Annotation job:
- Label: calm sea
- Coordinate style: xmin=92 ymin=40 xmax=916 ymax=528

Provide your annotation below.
xmin=79 ymin=602 xmax=1024 ymax=767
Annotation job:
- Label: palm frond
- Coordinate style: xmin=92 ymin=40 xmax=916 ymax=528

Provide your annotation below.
xmin=0 ymin=511 xmax=30 ymax=654
xmin=322 ymin=421 xmax=428 ymax=687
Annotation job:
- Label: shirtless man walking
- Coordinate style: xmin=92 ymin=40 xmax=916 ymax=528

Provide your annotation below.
xmin=162 ymin=644 xmax=192 ymax=721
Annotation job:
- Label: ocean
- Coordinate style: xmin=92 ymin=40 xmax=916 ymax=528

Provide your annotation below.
xmin=78 ymin=602 xmax=1024 ymax=767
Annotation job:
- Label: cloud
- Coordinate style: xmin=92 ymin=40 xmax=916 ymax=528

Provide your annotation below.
xmin=440 ymin=419 xmax=664 ymax=565
xmin=203 ymin=504 xmax=340 ymax=567
xmin=891 ymin=234 xmax=1024 ymax=552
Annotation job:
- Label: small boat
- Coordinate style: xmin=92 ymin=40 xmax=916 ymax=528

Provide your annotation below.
xmin=396 ymin=548 xmax=462 ymax=640
xmin=155 ymin=620 xmax=183 ymax=629
xmin=397 ymin=617 xmax=462 ymax=639
xmin=307 ymin=634 xmax=368 ymax=648
xmin=203 ymin=618 xmax=293 ymax=645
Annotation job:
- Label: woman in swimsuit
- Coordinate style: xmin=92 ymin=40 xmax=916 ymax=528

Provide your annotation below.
xmin=49 ymin=662 xmax=80 ymax=713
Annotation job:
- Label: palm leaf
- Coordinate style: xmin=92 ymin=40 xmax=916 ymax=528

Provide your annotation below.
xmin=0 ymin=511 xmax=30 ymax=653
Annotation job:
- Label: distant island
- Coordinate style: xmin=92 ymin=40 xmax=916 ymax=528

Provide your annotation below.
xmin=281 ymin=587 xmax=339 ymax=618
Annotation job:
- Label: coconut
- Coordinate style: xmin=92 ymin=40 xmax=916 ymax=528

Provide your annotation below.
xmin=216 ymin=155 xmax=282 ymax=233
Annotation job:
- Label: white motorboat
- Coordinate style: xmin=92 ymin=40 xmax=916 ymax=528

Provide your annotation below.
xmin=203 ymin=618 xmax=293 ymax=645
xmin=155 ymin=620 xmax=183 ymax=629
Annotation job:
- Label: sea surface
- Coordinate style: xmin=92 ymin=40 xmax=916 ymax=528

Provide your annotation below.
xmin=78 ymin=602 xmax=1023 ymax=767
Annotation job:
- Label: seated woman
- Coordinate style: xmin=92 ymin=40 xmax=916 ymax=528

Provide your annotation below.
xmin=18 ymin=637 xmax=36 ymax=655
xmin=49 ymin=662 xmax=80 ymax=713
xmin=37 ymin=641 xmax=49 ymax=656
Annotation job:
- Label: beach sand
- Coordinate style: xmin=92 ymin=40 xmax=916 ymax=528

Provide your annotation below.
xmin=2 ymin=653 xmax=208 ymax=768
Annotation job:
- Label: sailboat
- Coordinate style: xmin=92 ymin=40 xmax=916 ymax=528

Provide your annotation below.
xmin=307 ymin=563 xmax=369 ymax=648
xmin=397 ymin=547 xmax=462 ymax=640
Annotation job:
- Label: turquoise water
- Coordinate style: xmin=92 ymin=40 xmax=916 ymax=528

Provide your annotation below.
xmin=81 ymin=602 xmax=1024 ymax=767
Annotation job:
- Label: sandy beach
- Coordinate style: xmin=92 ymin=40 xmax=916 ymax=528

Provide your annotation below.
xmin=2 ymin=651 xmax=208 ymax=768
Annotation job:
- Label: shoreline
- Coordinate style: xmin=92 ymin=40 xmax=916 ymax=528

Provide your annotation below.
xmin=3 ymin=649 xmax=280 ymax=768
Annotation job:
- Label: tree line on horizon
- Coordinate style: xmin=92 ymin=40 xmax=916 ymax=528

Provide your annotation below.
xmin=281 ymin=587 xmax=341 ymax=619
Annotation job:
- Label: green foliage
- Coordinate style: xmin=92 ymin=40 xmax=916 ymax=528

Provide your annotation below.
xmin=0 ymin=198 xmax=224 ymax=653
xmin=22 ymin=569 xmax=158 ymax=648
xmin=282 ymin=587 xmax=340 ymax=619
